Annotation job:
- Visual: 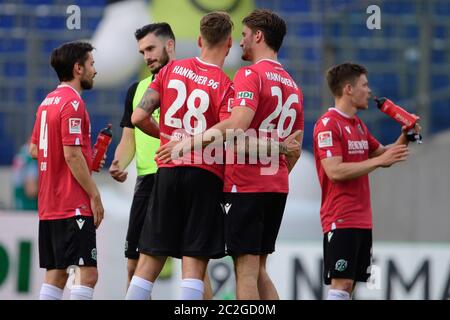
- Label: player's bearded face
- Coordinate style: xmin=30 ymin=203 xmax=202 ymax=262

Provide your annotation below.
xmin=80 ymin=53 xmax=96 ymax=90
xmin=149 ymin=47 xmax=170 ymax=74
xmin=240 ymin=26 xmax=254 ymax=61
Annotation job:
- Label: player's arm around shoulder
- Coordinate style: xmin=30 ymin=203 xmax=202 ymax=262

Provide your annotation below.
xmin=64 ymin=145 xmax=104 ymax=228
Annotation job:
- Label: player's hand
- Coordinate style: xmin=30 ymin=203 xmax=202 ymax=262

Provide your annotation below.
xmin=378 ymin=144 xmax=409 ymax=167
xmin=90 ymin=193 xmax=104 ymax=229
xmin=156 ymin=139 xmax=183 ymax=164
xmin=281 ymin=130 xmax=303 ymax=156
xmin=156 ymin=133 xmax=191 ymax=164
xmin=401 ymin=120 xmax=422 ymax=136
xmin=109 ymin=159 xmax=128 ymax=182
xmin=98 ymin=153 xmax=107 ymax=170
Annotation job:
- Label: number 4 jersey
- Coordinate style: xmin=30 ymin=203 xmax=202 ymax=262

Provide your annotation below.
xmin=149 ymin=57 xmax=234 ymax=179
xmin=31 ymin=84 xmax=93 ymax=220
xmin=224 ymin=59 xmax=304 ymax=193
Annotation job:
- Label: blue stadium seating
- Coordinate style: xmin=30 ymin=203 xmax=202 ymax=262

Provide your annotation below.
xmin=0 ymin=14 xmax=14 ymax=28
xmin=279 ymin=0 xmax=311 ymax=13
xmin=3 ymin=62 xmax=26 ymax=77
xmin=434 ymin=0 xmax=450 ymax=15
xmin=430 ymin=100 xmax=450 ymax=134
xmin=295 ymin=22 xmax=322 ymax=38
xmin=382 ymin=1 xmax=415 ymax=15
xmin=0 ymin=38 xmax=26 ymax=52
xmin=434 ymin=26 xmax=446 ymax=39
xmin=36 ymin=16 xmax=66 ymax=30
xmin=74 ymin=0 xmax=106 ymax=7
xmin=432 ymin=74 xmax=449 ymax=89
xmin=23 ymin=0 xmax=55 ymax=4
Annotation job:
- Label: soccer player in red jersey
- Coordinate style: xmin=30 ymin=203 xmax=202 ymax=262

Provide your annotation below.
xmin=219 ymin=9 xmax=304 ymax=300
xmin=29 ymin=41 xmax=103 ymax=300
xmin=125 ymin=12 xmax=234 ymax=300
xmin=159 ymin=9 xmax=304 ymax=300
xmin=313 ymin=63 xmax=421 ymax=299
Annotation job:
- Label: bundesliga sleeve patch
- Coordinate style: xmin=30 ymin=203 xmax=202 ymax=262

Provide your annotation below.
xmin=237 ymin=91 xmax=254 ymax=99
xmin=69 ymin=118 xmax=82 ymax=134
xmin=318 ymin=131 xmax=333 ymax=148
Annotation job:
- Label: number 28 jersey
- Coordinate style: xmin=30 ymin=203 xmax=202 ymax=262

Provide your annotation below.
xmin=224 ymin=59 xmax=304 ymax=193
xmin=150 ymin=57 xmax=234 ymax=179
xmin=31 ymin=85 xmax=93 ymax=220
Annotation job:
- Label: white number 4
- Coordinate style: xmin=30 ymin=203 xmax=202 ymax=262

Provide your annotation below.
xmin=39 ymin=110 xmax=48 ymax=158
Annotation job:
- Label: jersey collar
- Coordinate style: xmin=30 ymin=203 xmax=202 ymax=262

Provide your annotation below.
xmin=195 ymin=57 xmax=220 ymax=68
xmin=329 ymin=107 xmax=354 ymax=119
xmin=255 ymin=58 xmax=282 ymax=66
xmin=57 ymin=84 xmax=81 ymax=98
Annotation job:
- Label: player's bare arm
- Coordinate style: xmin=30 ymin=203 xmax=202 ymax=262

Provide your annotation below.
xmin=131 ymin=88 xmax=160 ymax=138
xmin=322 ymin=144 xmax=409 ymax=182
xmin=284 ymin=130 xmax=303 ymax=173
xmin=63 ymin=145 xmax=104 ymax=228
xmin=109 ymin=127 xmax=135 ymax=182
xmin=29 ymin=143 xmax=38 ymax=159
xmin=156 ymin=106 xmax=255 ymax=163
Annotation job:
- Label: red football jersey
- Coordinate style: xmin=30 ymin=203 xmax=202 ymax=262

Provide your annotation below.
xmin=313 ymin=108 xmax=381 ymax=233
xmin=224 ymin=59 xmax=304 ymax=193
xmin=150 ymin=57 xmax=234 ymax=179
xmin=31 ymin=84 xmax=93 ymax=220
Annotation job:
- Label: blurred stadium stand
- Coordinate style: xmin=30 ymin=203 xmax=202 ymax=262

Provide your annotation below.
xmin=0 ymin=0 xmax=449 ymax=165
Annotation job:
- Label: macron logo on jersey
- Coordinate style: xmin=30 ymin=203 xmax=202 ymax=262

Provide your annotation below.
xmin=345 ymin=126 xmax=351 ymax=134
xmin=322 ymin=117 xmax=330 ymax=126
xmin=245 ymin=69 xmax=252 ymax=77
xmin=318 ymin=131 xmax=333 ymax=148
xmin=71 ymin=100 xmax=80 ymax=111
xmin=69 ymin=118 xmax=82 ymax=134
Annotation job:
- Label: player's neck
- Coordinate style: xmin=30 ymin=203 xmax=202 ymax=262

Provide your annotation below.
xmin=60 ymin=80 xmax=82 ymax=95
xmin=335 ymin=98 xmax=357 ymax=117
xmin=199 ymin=48 xmax=226 ymax=68
xmin=251 ymin=48 xmax=277 ymax=64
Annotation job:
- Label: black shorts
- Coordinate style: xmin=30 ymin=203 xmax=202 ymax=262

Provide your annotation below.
xmin=139 ymin=167 xmax=225 ymax=259
xmin=323 ymin=228 xmax=372 ymax=285
xmin=224 ymin=192 xmax=287 ymax=256
xmin=125 ymin=174 xmax=155 ymax=259
xmin=39 ymin=216 xmax=97 ymax=270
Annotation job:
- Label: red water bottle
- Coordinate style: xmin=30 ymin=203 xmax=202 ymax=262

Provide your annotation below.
xmin=374 ymin=97 xmax=422 ymax=143
xmin=92 ymin=124 xmax=113 ymax=172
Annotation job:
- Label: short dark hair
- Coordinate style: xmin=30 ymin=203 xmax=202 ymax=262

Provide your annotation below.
xmin=242 ymin=9 xmax=286 ymax=52
xmin=50 ymin=41 xmax=94 ymax=82
xmin=326 ymin=63 xmax=368 ymax=97
xmin=134 ymin=22 xmax=176 ymax=42
xmin=200 ymin=11 xmax=233 ymax=46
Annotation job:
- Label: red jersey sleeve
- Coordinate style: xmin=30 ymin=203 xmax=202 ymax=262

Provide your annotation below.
xmin=232 ymin=67 xmax=260 ymax=112
xmin=60 ymin=98 xmax=86 ymax=146
xmin=219 ymin=82 xmax=234 ymax=121
xmin=314 ymin=118 xmax=343 ymax=160
xmin=292 ymin=90 xmax=305 ymax=133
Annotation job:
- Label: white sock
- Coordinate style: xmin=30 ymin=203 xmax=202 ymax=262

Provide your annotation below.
xmin=39 ymin=283 xmax=63 ymax=300
xmin=126 ymin=276 xmax=153 ymax=300
xmin=180 ymin=278 xmax=204 ymax=300
xmin=327 ymin=289 xmax=351 ymax=300
xmin=70 ymin=285 xmax=94 ymax=300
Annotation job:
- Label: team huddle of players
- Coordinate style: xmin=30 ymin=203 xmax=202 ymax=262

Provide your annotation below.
xmin=30 ymin=8 xmax=419 ymax=300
